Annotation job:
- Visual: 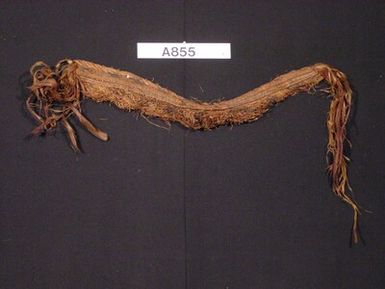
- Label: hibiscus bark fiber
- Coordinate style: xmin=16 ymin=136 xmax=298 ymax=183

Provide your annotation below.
xmin=27 ymin=59 xmax=361 ymax=244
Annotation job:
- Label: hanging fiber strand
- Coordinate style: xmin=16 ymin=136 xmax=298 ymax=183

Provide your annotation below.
xmin=26 ymin=59 xmax=362 ymax=244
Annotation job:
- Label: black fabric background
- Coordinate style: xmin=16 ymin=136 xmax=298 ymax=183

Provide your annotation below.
xmin=1 ymin=1 xmax=385 ymax=288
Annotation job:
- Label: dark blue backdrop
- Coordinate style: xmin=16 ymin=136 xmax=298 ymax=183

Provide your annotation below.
xmin=1 ymin=1 xmax=384 ymax=288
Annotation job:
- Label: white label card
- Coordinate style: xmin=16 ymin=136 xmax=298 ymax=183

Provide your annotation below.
xmin=137 ymin=42 xmax=231 ymax=59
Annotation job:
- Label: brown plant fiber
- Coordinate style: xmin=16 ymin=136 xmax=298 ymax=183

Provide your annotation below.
xmin=27 ymin=59 xmax=361 ymax=244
